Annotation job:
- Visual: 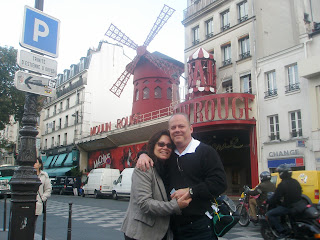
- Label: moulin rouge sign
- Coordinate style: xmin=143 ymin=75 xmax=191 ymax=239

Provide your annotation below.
xmin=90 ymin=93 xmax=255 ymax=136
xmin=175 ymin=93 xmax=256 ymax=125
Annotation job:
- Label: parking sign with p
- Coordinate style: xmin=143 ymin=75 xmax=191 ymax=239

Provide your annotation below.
xmin=20 ymin=6 xmax=60 ymax=58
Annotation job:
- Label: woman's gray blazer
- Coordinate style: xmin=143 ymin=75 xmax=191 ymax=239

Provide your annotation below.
xmin=121 ymin=167 xmax=181 ymax=240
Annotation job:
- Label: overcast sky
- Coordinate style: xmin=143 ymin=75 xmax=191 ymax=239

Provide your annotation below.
xmin=1 ymin=0 xmax=187 ymax=74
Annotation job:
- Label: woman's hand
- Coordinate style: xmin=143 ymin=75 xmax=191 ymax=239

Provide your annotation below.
xmin=177 ymin=191 xmax=192 ymax=209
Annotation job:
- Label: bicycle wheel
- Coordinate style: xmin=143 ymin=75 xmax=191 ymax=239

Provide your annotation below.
xmin=236 ymin=204 xmax=250 ymax=227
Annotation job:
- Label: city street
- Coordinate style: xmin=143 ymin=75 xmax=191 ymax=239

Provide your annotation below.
xmin=0 ymin=194 xmax=263 ymax=240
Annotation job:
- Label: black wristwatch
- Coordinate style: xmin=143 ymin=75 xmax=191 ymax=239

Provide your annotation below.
xmin=189 ymin=188 xmax=194 ymax=197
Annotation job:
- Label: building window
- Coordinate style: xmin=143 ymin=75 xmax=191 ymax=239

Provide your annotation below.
xmin=290 ymin=110 xmax=302 ymax=138
xmin=264 ymin=71 xmax=277 ymax=98
xmin=46 ymin=109 xmax=49 ymax=118
xmin=241 ymin=74 xmax=252 ymax=93
xmin=286 ymin=64 xmax=300 ymax=93
xmin=52 ymin=121 xmax=55 ymax=131
xmin=238 ymin=1 xmax=248 ymax=23
xmin=45 ymin=139 xmax=47 ymax=149
xmin=221 ymin=10 xmax=230 ymax=31
xmin=143 ymin=87 xmax=149 ymax=99
xmin=239 ymin=35 xmax=250 ymax=59
xmin=221 ymin=43 xmax=231 ymax=66
xmin=51 ymin=137 xmax=54 ymax=148
xmin=54 ymin=105 xmax=57 ymax=115
xmin=65 ymin=115 xmax=68 ymax=128
xmin=59 ymin=102 xmax=63 ymax=112
xmin=205 ymin=18 xmax=213 ymax=38
xmin=66 ymin=98 xmax=70 ymax=109
xmin=192 ymin=26 xmax=199 ymax=45
xmin=76 ymin=92 xmax=80 ymax=104
xmin=58 ymin=118 xmax=62 ymax=129
xmin=268 ymin=115 xmax=280 ymax=140
xmin=155 ymin=87 xmax=162 ymax=99
xmin=167 ymin=87 xmax=172 ymax=100
xmin=64 ymin=133 xmax=67 ymax=146
xmin=45 ymin=123 xmax=48 ymax=134
xmin=75 ymin=111 xmax=79 ymax=124
xmin=222 ymin=79 xmax=233 ymax=93
xmin=135 ymin=89 xmax=139 ymax=101
xmin=57 ymin=135 xmax=60 ymax=146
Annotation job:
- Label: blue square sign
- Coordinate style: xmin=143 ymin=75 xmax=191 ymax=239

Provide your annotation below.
xmin=20 ymin=6 xmax=60 ymax=58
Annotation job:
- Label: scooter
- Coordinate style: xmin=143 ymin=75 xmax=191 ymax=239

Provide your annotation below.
xmin=260 ymin=202 xmax=320 ymax=239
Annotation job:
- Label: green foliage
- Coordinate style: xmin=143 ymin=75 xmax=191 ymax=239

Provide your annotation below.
xmin=0 ymin=46 xmax=45 ymax=130
xmin=0 ymin=46 xmax=25 ymax=130
xmin=70 ymin=167 xmax=82 ymax=177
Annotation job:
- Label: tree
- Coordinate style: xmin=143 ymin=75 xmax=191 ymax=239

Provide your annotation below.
xmin=0 ymin=46 xmax=45 ymax=130
xmin=0 ymin=46 xmax=25 ymax=130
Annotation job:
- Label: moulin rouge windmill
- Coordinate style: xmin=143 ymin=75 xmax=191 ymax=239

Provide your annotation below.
xmin=105 ymin=4 xmax=184 ymax=116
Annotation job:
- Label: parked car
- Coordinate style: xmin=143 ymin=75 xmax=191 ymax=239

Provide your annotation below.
xmin=52 ymin=176 xmax=80 ymax=195
xmin=271 ymin=170 xmax=320 ymax=204
xmin=112 ymin=168 xmax=134 ymax=200
xmin=82 ymin=168 xmax=120 ymax=198
xmin=0 ymin=165 xmax=17 ymax=198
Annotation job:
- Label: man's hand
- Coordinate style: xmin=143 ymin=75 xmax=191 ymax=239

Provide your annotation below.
xmin=171 ymin=188 xmax=190 ymax=200
xmin=177 ymin=191 xmax=192 ymax=209
xmin=136 ymin=153 xmax=154 ymax=172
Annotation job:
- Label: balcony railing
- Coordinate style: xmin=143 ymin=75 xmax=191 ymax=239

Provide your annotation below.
xmin=238 ymin=15 xmax=248 ymax=23
xmin=239 ymin=51 xmax=251 ymax=60
xmin=264 ymin=89 xmax=278 ymax=98
xmin=221 ymin=24 xmax=230 ymax=32
xmin=269 ymin=133 xmax=280 ymax=141
xmin=222 ymin=59 xmax=232 ymax=66
xmin=206 ymin=33 xmax=214 ymax=39
xmin=291 ymin=129 xmax=303 ymax=138
xmin=285 ymin=83 xmax=300 ymax=93
xmin=192 ymin=39 xmax=200 ymax=46
xmin=183 ymin=0 xmax=218 ymax=20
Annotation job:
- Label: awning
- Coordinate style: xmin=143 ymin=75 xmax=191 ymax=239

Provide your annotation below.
xmin=44 ymin=167 xmax=73 ymax=177
xmin=43 ymin=155 xmax=54 ymax=168
xmin=52 ymin=153 xmax=67 ymax=167
xmin=64 ymin=153 xmax=73 ymax=167
xmin=51 ymin=155 xmax=59 ymax=167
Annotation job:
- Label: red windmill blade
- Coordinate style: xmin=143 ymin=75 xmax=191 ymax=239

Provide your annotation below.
xmin=105 ymin=4 xmax=181 ymax=98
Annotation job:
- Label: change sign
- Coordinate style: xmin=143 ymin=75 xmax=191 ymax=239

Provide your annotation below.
xmin=20 ymin=6 xmax=60 ymax=58
xmin=14 ymin=71 xmax=56 ymax=97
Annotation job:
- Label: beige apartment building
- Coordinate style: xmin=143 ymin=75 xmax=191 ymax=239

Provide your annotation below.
xmin=182 ymin=0 xmax=320 ymax=176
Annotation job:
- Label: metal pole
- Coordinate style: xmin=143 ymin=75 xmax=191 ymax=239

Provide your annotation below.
xmin=8 ymin=1 xmax=44 ymax=239
xmin=3 ymin=194 xmax=7 ymax=231
xmin=67 ymin=202 xmax=73 ymax=240
xmin=8 ymin=93 xmax=42 ymax=240
xmin=42 ymin=201 xmax=46 ymax=240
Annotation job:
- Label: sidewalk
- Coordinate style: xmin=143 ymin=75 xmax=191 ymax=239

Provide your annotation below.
xmin=0 ymin=230 xmax=48 ymax=240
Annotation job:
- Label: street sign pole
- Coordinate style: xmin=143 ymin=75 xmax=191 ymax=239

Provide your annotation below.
xmin=8 ymin=1 xmax=45 ymax=239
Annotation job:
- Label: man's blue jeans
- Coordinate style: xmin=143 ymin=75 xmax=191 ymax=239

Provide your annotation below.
xmin=266 ymin=205 xmax=290 ymax=233
xmin=173 ymin=216 xmax=217 ymax=240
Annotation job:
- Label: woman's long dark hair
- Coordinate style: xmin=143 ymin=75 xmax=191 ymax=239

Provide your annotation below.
xmin=147 ymin=129 xmax=173 ymax=179
xmin=37 ymin=157 xmax=44 ymax=170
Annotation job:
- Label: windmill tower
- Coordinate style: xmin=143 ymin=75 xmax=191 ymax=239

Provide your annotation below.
xmin=105 ymin=5 xmax=184 ymax=116
xmin=186 ymin=48 xmax=216 ymax=100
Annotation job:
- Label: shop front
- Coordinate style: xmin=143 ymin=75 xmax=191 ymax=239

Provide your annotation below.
xmin=42 ymin=145 xmax=79 ymax=177
xmin=174 ymin=92 xmax=258 ymax=195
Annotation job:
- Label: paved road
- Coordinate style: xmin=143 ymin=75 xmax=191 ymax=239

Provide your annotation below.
xmin=0 ymin=195 xmax=263 ymax=240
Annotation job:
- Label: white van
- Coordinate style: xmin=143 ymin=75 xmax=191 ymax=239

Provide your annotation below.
xmin=82 ymin=168 xmax=120 ymax=198
xmin=112 ymin=168 xmax=134 ymax=200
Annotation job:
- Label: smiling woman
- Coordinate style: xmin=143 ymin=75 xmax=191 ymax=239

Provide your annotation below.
xmin=121 ymin=129 xmax=191 ymax=240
